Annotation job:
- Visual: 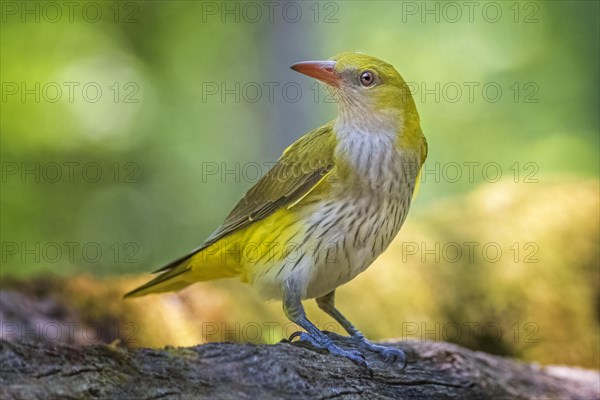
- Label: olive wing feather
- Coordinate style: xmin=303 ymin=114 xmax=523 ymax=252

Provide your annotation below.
xmin=153 ymin=123 xmax=336 ymax=274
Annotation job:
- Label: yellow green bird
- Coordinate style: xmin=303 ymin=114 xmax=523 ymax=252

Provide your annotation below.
xmin=125 ymin=52 xmax=427 ymax=369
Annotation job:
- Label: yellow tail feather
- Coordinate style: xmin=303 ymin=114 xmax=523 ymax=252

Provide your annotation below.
xmin=123 ymin=242 xmax=243 ymax=298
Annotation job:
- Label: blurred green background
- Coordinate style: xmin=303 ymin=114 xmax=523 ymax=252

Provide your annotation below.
xmin=1 ymin=1 xmax=598 ymax=368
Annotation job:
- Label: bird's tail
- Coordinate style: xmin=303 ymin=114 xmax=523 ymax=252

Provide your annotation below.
xmin=123 ymin=244 xmax=241 ymax=298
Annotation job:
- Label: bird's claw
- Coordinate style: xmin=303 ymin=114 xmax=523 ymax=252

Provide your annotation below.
xmin=362 ymin=342 xmax=407 ymax=369
xmin=288 ymin=330 xmax=310 ymax=343
xmin=353 ymin=336 xmax=407 ymax=369
xmin=288 ymin=331 xmax=371 ymax=373
xmin=321 ymin=331 xmax=407 ymax=369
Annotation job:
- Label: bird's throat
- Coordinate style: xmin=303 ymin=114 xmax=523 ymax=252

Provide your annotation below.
xmin=333 ymin=121 xmax=418 ymax=196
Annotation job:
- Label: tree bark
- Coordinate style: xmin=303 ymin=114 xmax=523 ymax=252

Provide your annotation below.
xmin=1 ymin=336 xmax=598 ymax=400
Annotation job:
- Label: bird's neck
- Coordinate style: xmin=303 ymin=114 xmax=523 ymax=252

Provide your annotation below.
xmin=333 ymin=111 xmax=420 ymax=196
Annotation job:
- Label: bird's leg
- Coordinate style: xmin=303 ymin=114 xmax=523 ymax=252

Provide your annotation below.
xmin=283 ymin=281 xmax=369 ymax=369
xmin=316 ymin=290 xmax=406 ymax=368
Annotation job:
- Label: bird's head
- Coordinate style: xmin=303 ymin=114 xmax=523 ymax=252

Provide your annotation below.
xmin=291 ymin=52 xmax=419 ymax=136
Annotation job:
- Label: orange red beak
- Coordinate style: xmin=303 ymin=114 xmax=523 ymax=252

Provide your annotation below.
xmin=290 ymin=60 xmax=339 ymax=87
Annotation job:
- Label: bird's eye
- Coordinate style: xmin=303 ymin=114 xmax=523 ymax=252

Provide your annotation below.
xmin=359 ymin=71 xmax=376 ymax=87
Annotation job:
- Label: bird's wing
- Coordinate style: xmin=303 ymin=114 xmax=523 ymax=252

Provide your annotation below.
xmin=153 ymin=122 xmax=337 ymax=273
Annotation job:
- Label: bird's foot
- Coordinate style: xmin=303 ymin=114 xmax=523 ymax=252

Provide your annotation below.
xmin=288 ymin=331 xmax=371 ymax=372
xmin=358 ymin=339 xmax=407 ymax=369
xmin=323 ymin=331 xmax=407 ymax=369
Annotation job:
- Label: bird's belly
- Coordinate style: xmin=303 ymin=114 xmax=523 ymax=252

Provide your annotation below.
xmin=303 ymin=193 xmax=410 ymax=299
xmin=247 ymin=191 xmax=411 ymax=300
